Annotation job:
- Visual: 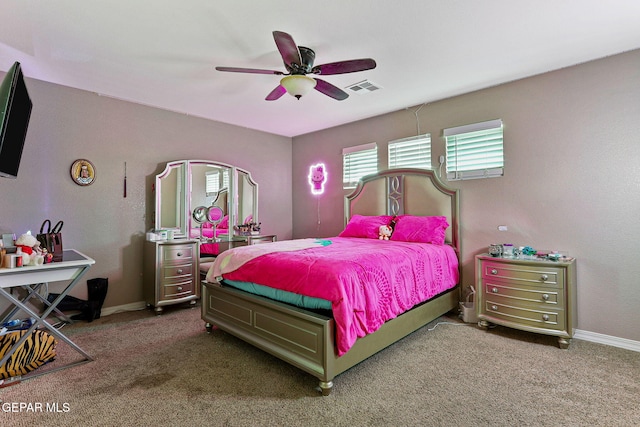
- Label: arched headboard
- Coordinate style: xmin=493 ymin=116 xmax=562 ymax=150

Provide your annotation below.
xmin=344 ymin=168 xmax=460 ymax=255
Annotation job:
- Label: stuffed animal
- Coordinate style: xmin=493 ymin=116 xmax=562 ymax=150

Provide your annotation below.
xmin=379 ymin=224 xmax=392 ymax=240
xmin=15 ymin=232 xmax=45 ymax=266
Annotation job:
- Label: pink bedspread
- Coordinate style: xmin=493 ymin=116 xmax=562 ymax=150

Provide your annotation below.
xmin=212 ymin=237 xmax=459 ymax=355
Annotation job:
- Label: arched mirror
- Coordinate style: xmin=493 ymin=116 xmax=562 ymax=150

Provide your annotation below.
xmin=155 ymin=161 xmax=187 ymax=238
xmin=154 ymin=160 xmax=258 ymax=241
xmin=188 ymin=161 xmax=232 ymax=240
xmin=237 ymin=169 xmax=258 ymax=227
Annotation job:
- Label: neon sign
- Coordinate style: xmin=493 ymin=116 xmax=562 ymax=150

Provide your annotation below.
xmin=308 ymin=163 xmax=327 ymax=195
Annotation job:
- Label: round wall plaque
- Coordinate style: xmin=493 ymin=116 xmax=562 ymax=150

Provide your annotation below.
xmin=70 ymin=159 xmax=96 ymax=186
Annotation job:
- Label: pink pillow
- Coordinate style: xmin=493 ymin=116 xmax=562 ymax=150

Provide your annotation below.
xmin=202 ymin=222 xmax=212 ymax=229
xmin=218 ymin=215 xmax=229 ymax=229
xmin=338 ymin=215 xmax=394 ymax=239
xmin=390 ymin=215 xmax=449 ymax=245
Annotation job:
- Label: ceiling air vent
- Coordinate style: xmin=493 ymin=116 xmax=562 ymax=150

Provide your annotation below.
xmin=345 ymin=80 xmax=382 ymax=95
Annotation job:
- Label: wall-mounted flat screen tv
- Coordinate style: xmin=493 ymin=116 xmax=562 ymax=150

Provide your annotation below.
xmin=0 ymin=62 xmax=32 ymax=179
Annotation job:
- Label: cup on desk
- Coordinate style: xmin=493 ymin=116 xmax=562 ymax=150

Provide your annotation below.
xmin=2 ymin=253 xmax=22 ymax=268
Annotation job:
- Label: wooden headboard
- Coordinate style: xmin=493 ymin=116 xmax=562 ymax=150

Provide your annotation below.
xmin=344 ymin=168 xmax=460 ymax=255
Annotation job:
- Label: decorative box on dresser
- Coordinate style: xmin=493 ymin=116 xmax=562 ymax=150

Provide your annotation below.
xmin=476 ymin=254 xmax=577 ymax=349
xmin=144 ymin=239 xmax=199 ymax=314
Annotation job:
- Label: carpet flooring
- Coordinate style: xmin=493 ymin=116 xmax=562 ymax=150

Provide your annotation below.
xmin=1 ymin=304 xmax=639 ymax=426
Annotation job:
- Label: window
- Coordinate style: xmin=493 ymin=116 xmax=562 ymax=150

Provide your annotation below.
xmin=342 ymin=142 xmax=378 ymax=189
xmin=388 ymin=134 xmax=431 ymax=169
xmin=444 ymin=119 xmax=503 ymax=181
xmin=205 ymin=169 xmax=229 ymax=196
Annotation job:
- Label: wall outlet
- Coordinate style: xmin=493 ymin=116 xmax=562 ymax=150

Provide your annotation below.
xmin=498 ymin=225 xmax=508 ymax=231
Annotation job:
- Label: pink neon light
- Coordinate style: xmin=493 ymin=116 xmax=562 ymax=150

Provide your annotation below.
xmin=308 ymin=163 xmax=327 ymax=195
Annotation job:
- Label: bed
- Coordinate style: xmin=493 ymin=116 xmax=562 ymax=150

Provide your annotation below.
xmin=201 ymin=168 xmax=460 ymax=395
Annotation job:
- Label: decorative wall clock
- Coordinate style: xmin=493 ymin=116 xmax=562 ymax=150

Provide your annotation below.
xmin=70 ymin=159 xmax=96 ymax=186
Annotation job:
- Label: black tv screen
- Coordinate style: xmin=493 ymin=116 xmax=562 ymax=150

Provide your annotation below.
xmin=0 ymin=62 xmax=32 ymax=179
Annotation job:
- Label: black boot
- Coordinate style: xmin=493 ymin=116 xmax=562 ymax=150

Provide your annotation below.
xmin=87 ymin=278 xmax=108 ymax=320
xmin=47 ymin=294 xmax=89 ymax=312
xmin=71 ymin=278 xmax=108 ymax=322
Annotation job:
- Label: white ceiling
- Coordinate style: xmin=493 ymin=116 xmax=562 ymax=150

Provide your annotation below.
xmin=2 ymin=1 xmax=640 ymax=138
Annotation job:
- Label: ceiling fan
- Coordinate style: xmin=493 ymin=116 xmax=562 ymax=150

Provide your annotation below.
xmin=215 ymin=31 xmax=376 ymax=101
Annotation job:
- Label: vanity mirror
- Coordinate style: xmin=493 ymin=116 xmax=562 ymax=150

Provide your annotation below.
xmin=192 ymin=205 xmax=225 ymax=241
xmin=154 ymin=160 xmax=258 ymax=240
xmin=156 ymin=160 xmax=186 ymax=237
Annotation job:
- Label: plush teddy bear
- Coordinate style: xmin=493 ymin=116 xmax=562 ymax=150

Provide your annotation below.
xmin=378 ymin=224 xmax=392 ymax=240
xmin=15 ymin=232 xmax=45 ymax=265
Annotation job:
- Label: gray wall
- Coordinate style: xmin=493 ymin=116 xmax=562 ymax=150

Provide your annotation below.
xmin=3 ymin=49 xmax=639 ymax=344
xmin=0 ymin=79 xmax=292 ymax=307
xmin=292 ymin=49 xmax=640 ymax=342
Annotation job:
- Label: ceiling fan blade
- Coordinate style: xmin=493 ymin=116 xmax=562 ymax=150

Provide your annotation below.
xmin=265 ymin=85 xmax=287 ymax=101
xmin=216 ymin=66 xmax=285 ymax=75
xmin=312 ymin=58 xmax=376 ymax=75
xmin=273 ymin=31 xmax=301 ymax=69
xmin=313 ymin=78 xmax=349 ymax=101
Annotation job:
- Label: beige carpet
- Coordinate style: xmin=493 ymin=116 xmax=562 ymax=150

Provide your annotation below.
xmin=1 ymin=304 xmax=639 ymax=427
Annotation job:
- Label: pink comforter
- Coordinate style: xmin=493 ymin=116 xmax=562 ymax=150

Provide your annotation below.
xmin=214 ymin=237 xmax=459 ymax=355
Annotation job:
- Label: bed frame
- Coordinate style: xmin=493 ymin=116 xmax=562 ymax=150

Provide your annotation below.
xmin=201 ymin=168 xmax=460 ymax=395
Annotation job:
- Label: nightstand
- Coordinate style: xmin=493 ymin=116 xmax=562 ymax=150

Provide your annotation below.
xmin=476 ymin=254 xmax=577 ymax=349
xmin=143 ymin=239 xmax=199 ymax=314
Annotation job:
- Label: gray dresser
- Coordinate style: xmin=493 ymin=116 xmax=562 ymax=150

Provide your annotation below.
xmin=476 ymin=254 xmax=577 ymax=348
xmin=144 ymin=239 xmax=199 ymax=314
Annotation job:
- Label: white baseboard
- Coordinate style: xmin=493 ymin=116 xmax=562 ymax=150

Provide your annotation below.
xmin=100 ymin=301 xmax=147 ymax=317
xmin=574 ymin=329 xmax=640 ymax=353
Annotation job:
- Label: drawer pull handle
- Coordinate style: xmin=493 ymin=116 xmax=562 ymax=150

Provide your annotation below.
xmin=177 ymin=252 xmax=183 ymax=257
xmin=491 ymin=305 xmax=498 ymax=311
xmin=541 ymin=294 xmax=549 ymax=301
xmin=177 ymin=286 xmax=183 ymax=291
xmin=542 ymin=314 xmax=549 ymax=321
xmin=490 ymin=269 xmax=498 ymax=275
xmin=540 ymin=274 xmax=548 ymax=281
xmin=492 ymin=287 xmax=499 ymax=293
xmin=177 ymin=269 xmax=183 ymax=274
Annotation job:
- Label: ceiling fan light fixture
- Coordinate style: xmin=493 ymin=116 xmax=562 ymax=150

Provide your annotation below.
xmin=280 ymin=75 xmax=317 ymax=99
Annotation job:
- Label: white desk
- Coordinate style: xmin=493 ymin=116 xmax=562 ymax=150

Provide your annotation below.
xmin=0 ymin=249 xmax=95 ymax=380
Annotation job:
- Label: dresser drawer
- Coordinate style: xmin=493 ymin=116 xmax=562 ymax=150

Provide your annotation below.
xmin=161 ymin=245 xmax=193 ymax=264
xmin=483 ymin=300 xmax=565 ymax=331
xmin=247 ymin=235 xmax=277 ymax=245
xmin=162 ymin=280 xmax=194 ymax=299
xmin=161 ymin=263 xmax=193 ymax=282
xmin=481 ymin=261 xmax=564 ymax=288
xmin=482 ymin=280 xmax=563 ymax=307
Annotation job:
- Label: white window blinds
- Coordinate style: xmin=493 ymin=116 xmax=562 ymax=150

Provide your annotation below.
xmin=205 ymin=169 xmax=229 ymax=196
xmin=388 ymin=134 xmax=431 ymax=169
xmin=342 ymin=142 xmax=378 ymax=189
xmin=444 ymin=119 xmax=503 ymax=181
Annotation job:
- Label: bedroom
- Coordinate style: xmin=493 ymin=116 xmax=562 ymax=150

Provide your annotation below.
xmin=0 ymin=0 xmax=639 ymax=398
